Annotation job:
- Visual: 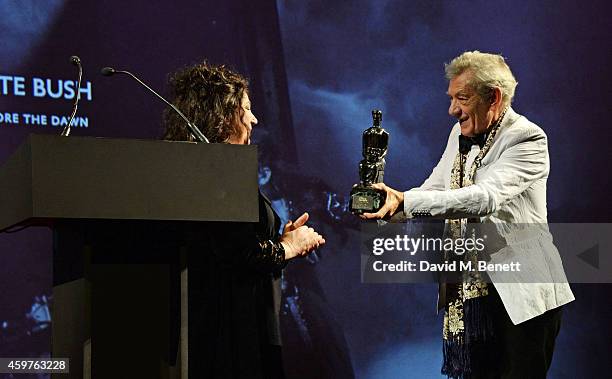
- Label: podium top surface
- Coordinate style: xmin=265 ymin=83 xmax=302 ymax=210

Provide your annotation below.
xmin=0 ymin=134 xmax=259 ymax=231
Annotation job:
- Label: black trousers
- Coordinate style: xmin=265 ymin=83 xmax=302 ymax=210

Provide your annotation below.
xmin=468 ymin=286 xmax=563 ymax=379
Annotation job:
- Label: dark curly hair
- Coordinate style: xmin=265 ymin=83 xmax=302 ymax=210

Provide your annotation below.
xmin=163 ymin=62 xmax=249 ymax=142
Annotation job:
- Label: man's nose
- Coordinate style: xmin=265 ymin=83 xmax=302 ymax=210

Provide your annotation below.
xmin=448 ymin=100 xmax=460 ymax=117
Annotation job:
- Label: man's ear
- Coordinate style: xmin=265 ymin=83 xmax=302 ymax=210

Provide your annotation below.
xmin=490 ymin=87 xmax=503 ymax=110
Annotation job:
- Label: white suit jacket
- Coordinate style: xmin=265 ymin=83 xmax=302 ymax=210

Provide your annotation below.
xmin=403 ymin=107 xmax=574 ymax=325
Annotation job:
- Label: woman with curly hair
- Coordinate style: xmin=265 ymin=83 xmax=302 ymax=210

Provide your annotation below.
xmin=163 ymin=62 xmax=324 ymax=378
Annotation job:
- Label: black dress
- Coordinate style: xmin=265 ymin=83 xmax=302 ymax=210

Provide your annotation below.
xmin=187 ymin=192 xmax=286 ymax=378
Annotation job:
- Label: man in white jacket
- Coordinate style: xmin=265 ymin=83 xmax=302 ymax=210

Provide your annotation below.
xmin=363 ymin=51 xmax=574 ymax=378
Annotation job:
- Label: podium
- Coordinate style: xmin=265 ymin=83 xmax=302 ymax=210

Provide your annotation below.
xmin=0 ymin=134 xmax=259 ymax=378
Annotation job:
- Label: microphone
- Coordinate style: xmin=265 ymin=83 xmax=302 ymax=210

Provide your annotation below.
xmin=100 ymin=66 xmax=209 ymax=143
xmin=70 ymin=55 xmax=81 ymax=66
xmin=61 ymin=55 xmax=83 ymax=137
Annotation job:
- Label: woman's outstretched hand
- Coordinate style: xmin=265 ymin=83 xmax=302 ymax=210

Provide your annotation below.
xmin=280 ymin=212 xmax=326 ymax=260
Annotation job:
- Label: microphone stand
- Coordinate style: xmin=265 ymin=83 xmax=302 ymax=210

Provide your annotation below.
xmin=61 ymin=55 xmax=83 ymax=137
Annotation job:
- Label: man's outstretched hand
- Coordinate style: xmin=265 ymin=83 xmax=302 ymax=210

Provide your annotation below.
xmin=360 ymin=183 xmax=404 ymax=220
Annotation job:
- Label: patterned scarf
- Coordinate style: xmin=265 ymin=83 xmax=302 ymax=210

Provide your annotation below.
xmin=441 ymin=108 xmax=507 ymax=379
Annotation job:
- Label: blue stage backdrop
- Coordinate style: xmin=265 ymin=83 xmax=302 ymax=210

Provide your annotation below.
xmin=1 ymin=0 xmax=611 ymax=378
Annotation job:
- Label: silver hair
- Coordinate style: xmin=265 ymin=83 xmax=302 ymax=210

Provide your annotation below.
xmin=445 ymin=51 xmax=518 ymax=107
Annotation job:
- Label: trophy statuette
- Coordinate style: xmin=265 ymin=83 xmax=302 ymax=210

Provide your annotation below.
xmin=349 ymin=109 xmax=388 ymax=214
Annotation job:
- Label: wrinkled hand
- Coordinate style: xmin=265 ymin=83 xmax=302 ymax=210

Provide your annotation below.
xmin=361 ymin=183 xmax=404 ymax=220
xmin=280 ymin=212 xmax=326 ymax=260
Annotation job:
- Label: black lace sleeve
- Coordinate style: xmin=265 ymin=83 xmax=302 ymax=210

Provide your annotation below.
xmin=250 ymin=239 xmax=288 ymax=272
xmin=244 ymin=192 xmax=287 ymax=272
